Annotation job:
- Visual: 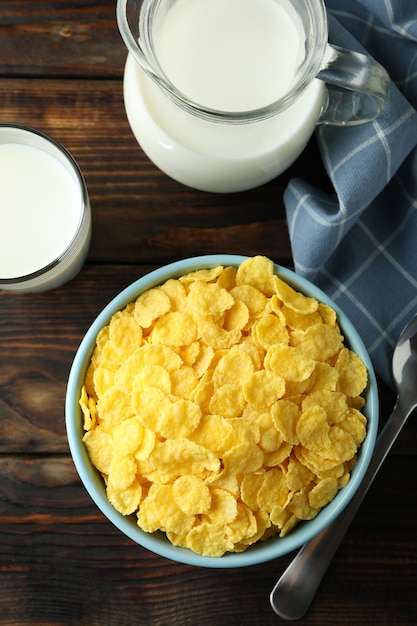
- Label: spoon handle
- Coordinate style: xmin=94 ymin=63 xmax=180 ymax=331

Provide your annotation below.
xmin=270 ymin=398 xmax=412 ymax=621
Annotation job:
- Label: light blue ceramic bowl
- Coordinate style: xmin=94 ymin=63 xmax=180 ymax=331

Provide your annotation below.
xmin=65 ymin=255 xmax=378 ymax=568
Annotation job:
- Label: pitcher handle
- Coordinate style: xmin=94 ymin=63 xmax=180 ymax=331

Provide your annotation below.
xmin=317 ymin=45 xmax=390 ymax=126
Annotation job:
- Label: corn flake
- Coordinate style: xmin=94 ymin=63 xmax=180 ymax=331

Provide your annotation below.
xmin=159 ymin=278 xmax=187 ymax=311
xmin=230 ymin=284 xmax=268 ymax=317
xmin=184 ymin=523 xmax=234 ymax=558
xmin=151 ymin=311 xmax=197 ymax=346
xmin=223 ymin=441 xmax=264 ymax=475
xmin=107 ymin=479 xmax=143 ymax=516
xmin=274 ymin=275 xmax=319 ymax=314
xmin=265 ymin=344 xmax=315 ymax=382
xmin=83 ymin=428 xmax=113 ymax=474
xmin=187 ymin=281 xmax=235 ymax=318
xmin=257 ymin=467 xmax=289 ymax=511
xmin=335 ymin=347 xmax=368 ymax=397
xmin=172 ymin=475 xmax=211 ymax=515
xmin=243 ymin=370 xmax=286 ymax=408
xmin=296 ymin=406 xmax=331 ymax=452
xmin=108 ymin=453 xmax=137 ymax=491
xmin=271 ymin=399 xmax=301 ymax=445
xmin=140 ymin=484 xmax=196 ymax=534
xmin=198 ymin=316 xmax=241 ymax=350
xmin=209 ymin=383 xmax=246 ymax=418
xmin=205 ymin=488 xmax=238 ymax=525
xmin=252 ymin=314 xmax=289 ymax=349
xmin=134 ymin=287 xmax=171 ymax=328
xmin=291 ymin=323 xmax=343 ymax=361
xmin=109 ymin=313 xmax=143 ymax=359
xmin=235 ymin=255 xmax=276 ymax=296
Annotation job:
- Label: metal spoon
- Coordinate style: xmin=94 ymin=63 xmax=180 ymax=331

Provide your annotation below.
xmin=270 ymin=312 xmax=417 ymax=621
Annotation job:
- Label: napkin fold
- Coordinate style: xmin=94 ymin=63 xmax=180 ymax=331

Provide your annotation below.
xmin=285 ymin=1 xmax=417 ymax=387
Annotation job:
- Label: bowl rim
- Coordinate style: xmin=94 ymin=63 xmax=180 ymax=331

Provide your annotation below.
xmin=65 ymin=254 xmax=379 ymax=568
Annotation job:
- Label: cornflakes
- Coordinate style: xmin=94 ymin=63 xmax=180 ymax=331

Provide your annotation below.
xmin=80 ymin=256 xmax=368 ymax=557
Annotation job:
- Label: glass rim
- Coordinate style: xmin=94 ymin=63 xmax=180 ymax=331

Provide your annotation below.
xmin=0 ymin=123 xmax=90 ymax=285
xmin=116 ymin=0 xmax=329 ymax=123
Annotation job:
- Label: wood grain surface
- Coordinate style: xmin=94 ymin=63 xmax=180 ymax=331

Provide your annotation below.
xmin=0 ymin=2 xmax=415 ymax=625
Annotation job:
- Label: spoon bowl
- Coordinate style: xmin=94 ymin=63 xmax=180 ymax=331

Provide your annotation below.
xmin=392 ymin=313 xmax=417 ymax=399
xmin=270 ymin=311 xmax=417 ymax=620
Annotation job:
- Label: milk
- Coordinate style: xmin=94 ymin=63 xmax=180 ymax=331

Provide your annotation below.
xmin=0 ymin=141 xmax=89 ymax=288
xmin=154 ymin=0 xmax=304 ymax=111
xmin=123 ymin=0 xmax=326 ymax=192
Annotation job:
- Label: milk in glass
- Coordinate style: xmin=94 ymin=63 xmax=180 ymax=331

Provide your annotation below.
xmin=0 ymin=142 xmax=85 ymax=283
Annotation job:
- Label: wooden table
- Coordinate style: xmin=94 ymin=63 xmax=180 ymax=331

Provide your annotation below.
xmin=1 ymin=3 xmax=416 ymax=624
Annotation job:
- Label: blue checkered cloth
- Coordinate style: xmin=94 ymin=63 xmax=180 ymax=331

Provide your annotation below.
xmin=285 ymin=1 xmax=417 ymax=387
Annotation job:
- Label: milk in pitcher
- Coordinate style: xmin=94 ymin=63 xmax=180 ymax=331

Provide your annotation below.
xmin=123 ymin=0 xmax=326 ymax=192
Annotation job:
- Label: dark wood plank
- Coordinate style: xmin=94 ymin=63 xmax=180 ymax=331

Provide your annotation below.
xmin=0 ymin=0 xmax=125 ymax=78
xmin=0 ymin=265 xmax=153 ymax=453
xmin=0 ymin=455 xmax=415 ymax=625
